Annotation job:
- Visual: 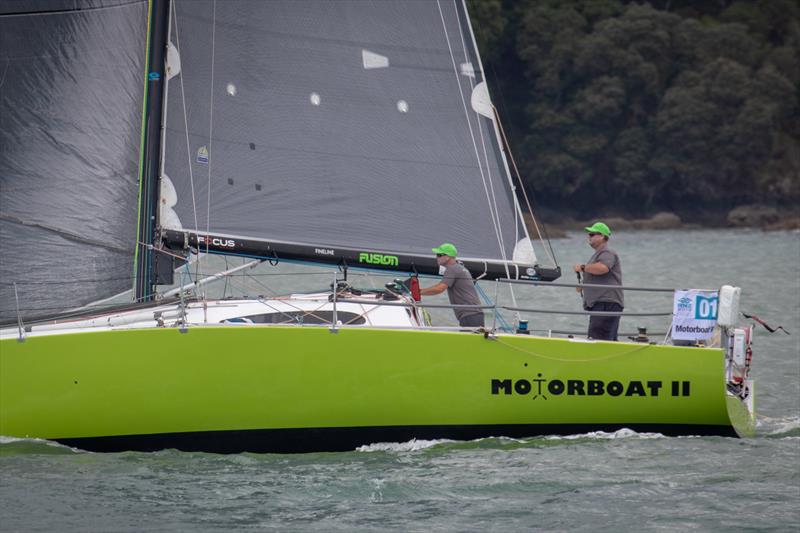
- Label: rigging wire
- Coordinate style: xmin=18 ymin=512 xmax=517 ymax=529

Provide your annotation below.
xmin=494 ymin=109 xmax=558 ymax=267
xmin=475 ymin=283 xmax=513 ymax=333
xmin=444 ymin=0 xmax=521 ymax=318
xmin=463 ymin=0 xmax=559 ymax=269
xmin=452 ymin=1 xmax=509 ymax=262
xmin=222 ymin=256 xmax=231 ymax=298
xmin=202 ymin=0 xmax=218 ymax=301
xmin=435 ymin=0 xmax=506 ymax=272
xmin=170 ymin=0 xmax=202 ymax=291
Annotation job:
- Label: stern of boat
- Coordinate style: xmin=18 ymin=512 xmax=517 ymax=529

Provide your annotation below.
xmin=722 ymin=308 xmax=757 ymax=437
xmin=726 ymin=379 xmax=756 ymax=437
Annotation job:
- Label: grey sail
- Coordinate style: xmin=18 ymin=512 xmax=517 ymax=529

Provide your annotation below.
xmin=0 ymin=0 xmax=148 ymax=322
xmin=160 ymin=0 xmax=539 ymax=277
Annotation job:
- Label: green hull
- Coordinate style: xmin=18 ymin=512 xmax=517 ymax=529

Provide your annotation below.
xmin=0 ymin=327 xmax=755 ymax=452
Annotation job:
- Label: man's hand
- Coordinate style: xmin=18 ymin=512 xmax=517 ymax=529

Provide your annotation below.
xmin=574 ymin=262 xmax=610 ymax=276
xmin=419 ymin=282 xmax=448 ymax=297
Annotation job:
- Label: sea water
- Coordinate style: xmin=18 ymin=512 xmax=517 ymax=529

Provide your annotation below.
xmin=1 ymin=230 xmax=798 ymax=531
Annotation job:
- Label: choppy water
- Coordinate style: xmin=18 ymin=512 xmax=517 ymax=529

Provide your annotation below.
xmin=2 ymin=230 xmax=798 ymax=531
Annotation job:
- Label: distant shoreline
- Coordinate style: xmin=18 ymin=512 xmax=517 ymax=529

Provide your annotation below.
xmin=527 ymin=207 xmax=800 ymax=239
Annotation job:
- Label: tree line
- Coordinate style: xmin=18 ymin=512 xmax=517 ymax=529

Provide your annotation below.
xmin=467 ymin=0 xmax=799 ymax=220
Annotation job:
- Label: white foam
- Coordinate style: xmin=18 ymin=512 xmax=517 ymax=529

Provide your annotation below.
xmin=356 ymin=438 xmax=454 ymax=452
xmin=765 ymin=415 xmax=800 ymax=435
xmin=0 ymin=435 xmax=78 ymax=450
xmin=544 ymin=428 xmax=666 ymax=440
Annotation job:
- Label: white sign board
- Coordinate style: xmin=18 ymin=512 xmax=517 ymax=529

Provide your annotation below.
xmin=671 ymin=290 xmax=719 ymax=341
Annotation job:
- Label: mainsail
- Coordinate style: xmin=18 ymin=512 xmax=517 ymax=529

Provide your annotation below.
xmin=159 ymin=0 xmax=550 ymax=280
xmin=0 ymin=0 xmax=148 ymax=322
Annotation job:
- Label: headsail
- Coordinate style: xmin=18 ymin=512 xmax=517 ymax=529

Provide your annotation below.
xmin=0 ymin=0 xmax=148 ymax=322
xmin=159 ymin=0 xmax=555 ymax=280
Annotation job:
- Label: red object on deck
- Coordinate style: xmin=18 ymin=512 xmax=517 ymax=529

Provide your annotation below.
xmin=410 ymin=276 xmax=421 ymax=301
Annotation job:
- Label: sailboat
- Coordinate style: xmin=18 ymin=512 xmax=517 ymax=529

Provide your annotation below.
xmin=0 ymin=0 xmax=755 ymax=453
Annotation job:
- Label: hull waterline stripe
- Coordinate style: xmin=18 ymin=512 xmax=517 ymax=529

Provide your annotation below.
xmin=56 ymin=423 xmax=739 ymax=454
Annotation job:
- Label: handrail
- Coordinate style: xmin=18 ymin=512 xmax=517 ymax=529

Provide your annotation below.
xmin=342 ymin=299 xmax=495 ymax=310
xmin=498 ymin=278 xmax=716 ymax=293
xmin=546 ymin=329 xmax=668 ymax=337
xmin=502 ymin=306 xmax=671 ymax=317
xmin=338 ymin=298 xmax=669 ymax=317
xmin=7 ymin=267 xmax=696 ymax=336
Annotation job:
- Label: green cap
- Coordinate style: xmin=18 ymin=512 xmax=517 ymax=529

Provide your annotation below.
xmin=584 ymin=221 xmax=611 ymax=237
xmin=432 ymin=243 xmax=458 ymax=257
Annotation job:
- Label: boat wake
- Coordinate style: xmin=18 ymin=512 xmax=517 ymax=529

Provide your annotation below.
xmin=355 ymin=430 xmax=669 ymax=453
xmin=0 ymin=435 xmax=82 ymax=455
xmin=356 ymin=438 xmax=457 ymax=452
xmin=544 ymin=428 xmax=667 ymax=440
xmin=762 ymin=415 xmax=800 ymax=438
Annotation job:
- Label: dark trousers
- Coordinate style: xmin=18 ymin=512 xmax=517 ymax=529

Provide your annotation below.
xmin=458 ymin=313 xmax=485 ymax=328
xmin=586 ymin=302 xmax=623 ymax=341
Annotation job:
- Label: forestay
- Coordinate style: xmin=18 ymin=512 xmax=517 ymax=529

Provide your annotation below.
xmin=160 ymin=0 xmax=541 ymax=278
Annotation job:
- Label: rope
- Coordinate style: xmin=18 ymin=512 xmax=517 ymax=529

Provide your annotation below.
xmin=451 ymin=0 xmax=523 ymax=317
xmin=451 ymin=1 xmax=509 ymax=264
xmin=494 ymin=107 xmax=558 ymax=267
xmin=494 ymin=337 xmax=652 ymax=363
xmin=222 ymin=256 xmax=230 ymax=299
xmin=180 ymin=260 xmax=195 ymax=295
xmin=476 ymin=282 xmax=513 ymax=332
xmin=503 ymin=306 xmax=671 ymax=317
xmin=220 ymin=271 xmax=340 ymax=324
xmin=435 ymin=0 xmax=506 ymax=265
xmin=202 ymin=0 xmax=217 ymax=300
xmin=439 ymin=0 xmax=523 ymax=318
xmin=462 ymin=0 xmax=558 ymax=269
xmin=171 ymin=0 xmax=203 ymax=278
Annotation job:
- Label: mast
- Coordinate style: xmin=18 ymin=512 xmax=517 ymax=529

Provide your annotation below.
xmin=134 ymin=0 xmax=171 ymax=302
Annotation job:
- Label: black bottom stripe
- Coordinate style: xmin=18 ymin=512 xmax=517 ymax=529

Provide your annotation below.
xmin=56 ymin=424 xmax=738 ymax=454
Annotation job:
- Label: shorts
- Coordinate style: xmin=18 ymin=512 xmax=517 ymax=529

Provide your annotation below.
xmin=458 ymin=313 xmax=485 ymax=328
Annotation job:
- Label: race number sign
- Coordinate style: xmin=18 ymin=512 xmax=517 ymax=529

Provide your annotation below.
xmin=671 ymin=290 xmax=719 ymax=341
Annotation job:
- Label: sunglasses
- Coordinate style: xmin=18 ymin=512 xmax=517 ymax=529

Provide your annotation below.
xmin=436 ymin=253 xmax=446 ymax=257
xmin=588 ymin=233 xmax=601 ymax=237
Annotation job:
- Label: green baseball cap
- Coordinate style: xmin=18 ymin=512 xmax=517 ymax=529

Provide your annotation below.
xmin=584 ymin=221 xmax=611 ymax=237
xmin=432 ymin=243 xmax=458 ymax=256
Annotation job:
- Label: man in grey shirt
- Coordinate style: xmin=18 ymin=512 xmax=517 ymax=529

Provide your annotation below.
xmin=572 ymin=222 xmax=624 ymax=341
xmin=420 ymin=243 xmax=484 ymax=328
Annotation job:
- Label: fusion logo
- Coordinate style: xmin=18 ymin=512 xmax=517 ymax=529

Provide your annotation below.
xmin=358 ymin=252 xmax=399 ymax=267
xmin=315 ymin=248 xmax=335 ymax=256
xmin=491 ymin=374 xmax=691 ymax=400
xmin=197 ymin=235 xmax=235 ymax=248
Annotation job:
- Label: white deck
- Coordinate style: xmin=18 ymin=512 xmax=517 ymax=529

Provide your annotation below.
xmin=0 ymin=291 xmax=422 ymax=340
